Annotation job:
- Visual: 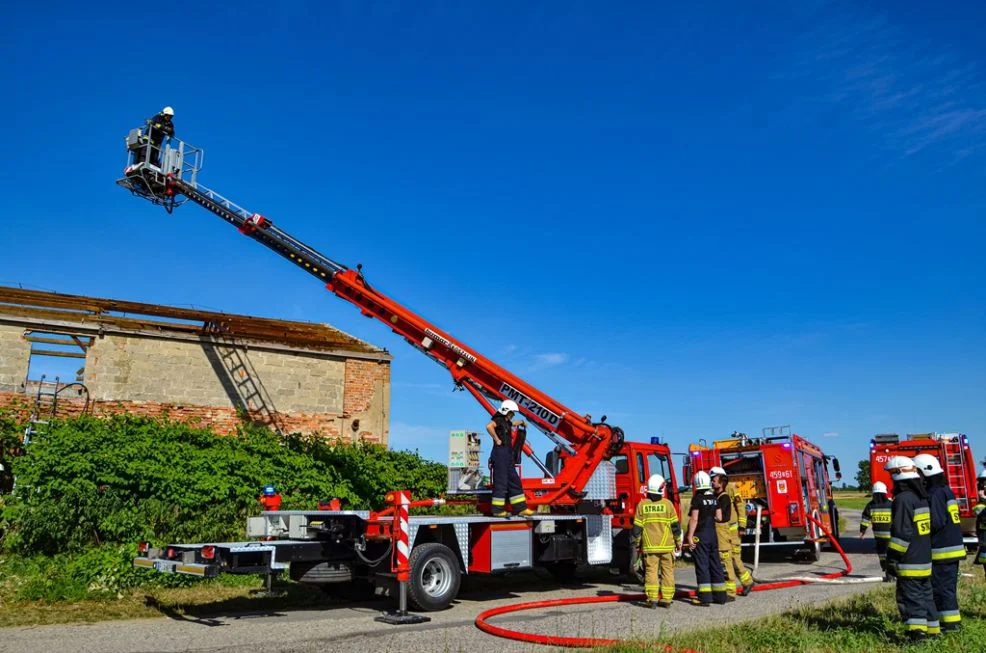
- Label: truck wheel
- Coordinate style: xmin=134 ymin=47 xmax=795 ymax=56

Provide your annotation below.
xmin=407 ymin=543 xmax=461 ymax=612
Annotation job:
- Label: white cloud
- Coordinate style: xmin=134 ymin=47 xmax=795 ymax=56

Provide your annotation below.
xmin=779 ymin=11 xmax=986 ymax=164
xmin=822 ymin=431 xmax=840 ymax=438
xmin=534 ymin=352 xmax=568 ymax=367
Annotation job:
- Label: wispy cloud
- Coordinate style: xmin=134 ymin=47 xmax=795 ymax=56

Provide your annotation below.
xmin=778 ymin=11 xmax=986 ymax=164
xmin=534 ymin=352 xmax=568 ymax=367
xmin=822 ymin=431 xmax=840 ymax=438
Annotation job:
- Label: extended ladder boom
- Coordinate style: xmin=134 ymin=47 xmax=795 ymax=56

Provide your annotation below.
xmin=118 ymin=136 xmax=624 ymax=506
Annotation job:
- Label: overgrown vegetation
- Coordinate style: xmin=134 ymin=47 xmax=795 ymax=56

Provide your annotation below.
xmin=598 ymin=565 xmax=986 ymax=652
xmin=0 ymin=413 xmax=447 ymax=608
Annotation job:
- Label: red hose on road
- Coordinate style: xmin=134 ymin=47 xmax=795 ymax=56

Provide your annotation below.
xmin=474 ymin=514 xmax=852 ymax=650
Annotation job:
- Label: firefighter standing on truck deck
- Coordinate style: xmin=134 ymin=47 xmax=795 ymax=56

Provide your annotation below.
xmin=859 ymin=481 xmax=893 ymax=580
xmin=914 ymin=453 xmax=967 ymax=632
xmin=885 ymin=456 xmax=939 ymax=641
xmin=486 ymin=400 xmax=534 ymax=518
xmin=711 ymin=466 xmax=754 ymax=596
xmin=709 ymin=468 xmax=737 ymax=600
xmin=684 ymin=471 xmax=728 ymax=606
xmin=631 ymin=474 xmax=682 ymax=608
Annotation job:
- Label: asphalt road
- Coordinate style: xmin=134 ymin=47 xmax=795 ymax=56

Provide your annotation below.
xmin=0 ymin=510 xmax=887 ymax=653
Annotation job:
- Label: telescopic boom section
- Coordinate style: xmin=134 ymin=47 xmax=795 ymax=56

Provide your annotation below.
xmin=159 ymin=174 xmax=620 ymax=506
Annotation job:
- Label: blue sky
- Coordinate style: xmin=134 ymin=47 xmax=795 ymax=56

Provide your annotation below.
xmin=2 ymin=2 xmax=984 ymax=479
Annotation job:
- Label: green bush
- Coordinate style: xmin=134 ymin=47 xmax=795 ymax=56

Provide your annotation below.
xmin=1 ymin=415 xmax=447 ymax=557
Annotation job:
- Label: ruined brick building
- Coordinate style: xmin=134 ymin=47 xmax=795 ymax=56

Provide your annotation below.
xmin=0 ymin=286 xmax=391 ymax=444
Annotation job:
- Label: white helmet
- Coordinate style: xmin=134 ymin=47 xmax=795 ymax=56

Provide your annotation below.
xmin=161 ymin=106 xmax=175 ymax=116
xmin=647 ymin=474 xmax=667 ymax=495
xmin=709 ymin=466 xmax=727 ymax=478
xmin=912 ymin=453 xmax=944 ymax=477
xmin=884 ymin=455 xmax=909 ymax=472
xmin=978 ymin=469 xmax=986 ymax=481
xmin=872 ymin=481 xmax=888 ymax=494
xmin=498 ymin=399 xmax=519 ymax=415
xmin=693 ymin=471 xmax=712 ymax=491
xmin=887 ymin=455 xmax=920 ymax=481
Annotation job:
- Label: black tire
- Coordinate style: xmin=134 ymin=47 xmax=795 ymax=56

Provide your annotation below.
xmin=545 ymin=561 xmax=579 ymax=583
xmin=828 ymin=504 xmax=841 ymax=543
xmin=406 ymin=543 xmax=461 ymax=612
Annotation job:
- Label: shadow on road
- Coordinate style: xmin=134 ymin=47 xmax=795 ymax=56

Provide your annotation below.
xmin=143 ymin=584 xmax=389 ymax=624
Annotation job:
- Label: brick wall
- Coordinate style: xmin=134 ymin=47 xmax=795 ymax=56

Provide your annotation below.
xmin=343 ymin=359 xmax=391 ymax=444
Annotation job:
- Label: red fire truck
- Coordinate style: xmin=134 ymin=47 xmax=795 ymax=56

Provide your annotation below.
xmin=120 ymin=130 xmax=680 ymax=611
xmin=684 ymin=427 xmax=842 ymax=561
xmin=870 ymin=433 xmax=979 ymax=544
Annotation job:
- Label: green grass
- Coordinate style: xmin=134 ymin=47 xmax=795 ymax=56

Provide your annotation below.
xmin=0 ymin=574 xmax=336 ymax=628
xmin=598 ymin=564 xmax=986 ymax=652
xmin=833 ymin=492 xmax=871 ymax=511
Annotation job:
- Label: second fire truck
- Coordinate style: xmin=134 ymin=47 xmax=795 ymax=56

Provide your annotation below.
xmin=870 ymin=432 xmax=979 ymax=544
xmin=684 ymin=427 xmax=842 ymax=561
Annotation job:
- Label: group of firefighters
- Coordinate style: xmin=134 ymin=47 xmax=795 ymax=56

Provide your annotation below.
xmin=857 ymin=455 xmax=986 ymax=640
xmin=488 ymin=399 xmax=986 ymax=638
xmin=629 ymin=466 xmax=754 ymax=608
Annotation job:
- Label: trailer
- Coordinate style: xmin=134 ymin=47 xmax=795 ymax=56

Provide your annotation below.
xmin=870 ymin=432 xmax=979 ymax=545
xmin=683 ymin=427 xmax=842 ymax=561
xmin=120 ymin=129 xmax=681 ymax=611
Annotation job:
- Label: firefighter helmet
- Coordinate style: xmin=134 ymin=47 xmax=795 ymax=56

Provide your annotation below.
xmin=693 ymin=471 xmax=712 ymax=490
xmin=498 ymin=399 xmax=519 ymax=415
xmin=709 ymin=466 xmax=727 ymax=478
xmin=647 ymin=474 xmax=667 ymax=496
xmin=872 ymin=481 xmax=888 ymax=494
xmin=162 ymin=106 xmax=174 ymax=116
xmin=912 ymin=453 xmax=944 ymax=477
xmin=884 ymin=455 xmax=908 ymax=472
xmin=888 ymin=455 xmax=920 ymax=481
xmin=978 ymin=469 xmax=986 ymax=480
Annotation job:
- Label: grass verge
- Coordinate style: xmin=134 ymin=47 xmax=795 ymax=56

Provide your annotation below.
xmin=0 ymin=576 xmax=337 ymax=628
xmin=598 ymin=564 xmax=986 ymax=652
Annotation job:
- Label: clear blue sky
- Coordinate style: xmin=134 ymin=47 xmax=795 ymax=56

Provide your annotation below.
xmin=2 ymin=2 xmax=984 ymax=478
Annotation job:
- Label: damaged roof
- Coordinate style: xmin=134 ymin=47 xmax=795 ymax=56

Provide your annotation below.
xmin=0 ymin=286 xmax=388 ymax=357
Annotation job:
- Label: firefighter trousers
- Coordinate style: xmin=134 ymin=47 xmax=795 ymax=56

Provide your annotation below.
xmin=932 ymin=562 xmax=961 ymax=630
xmin=693 ymin=537 xmax=727 ymax=605
xmin=731 ymin=542 xmax=753 ymax=589
xmin=896 ymin=577 xmax=939 ymax=636
xmin=719 ymin=548 xmax=737 ymax=596
xmin=643 ymin=552 xmax=675 ymax=603
xmin=874 ymin=538 xmax=890 ymax=572
xmin=490 ymin=444 xmax=528 ymax=513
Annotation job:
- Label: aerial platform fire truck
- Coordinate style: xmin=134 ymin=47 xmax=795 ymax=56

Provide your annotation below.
xmin=684 ymin=427 xmax=842 ymax=561
xmin=870 ymin=432 xmax=979 ymax=544
xmin=120 ymin=128 xmax=680 ymax=611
